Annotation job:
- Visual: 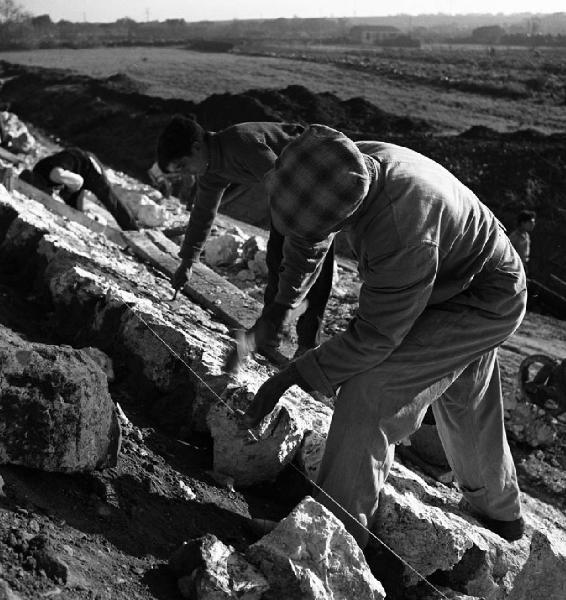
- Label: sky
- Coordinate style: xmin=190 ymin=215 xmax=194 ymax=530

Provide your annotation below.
xmin=17 ymin=0 xmax=565 ymax=23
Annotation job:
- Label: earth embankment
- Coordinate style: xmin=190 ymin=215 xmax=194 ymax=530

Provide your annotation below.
xmin=0 ymin=60 xmax=564 ymax=295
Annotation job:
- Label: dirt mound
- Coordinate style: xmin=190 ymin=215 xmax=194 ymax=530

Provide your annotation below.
xmin=239 ymin=85 xmax=430 ymax=136
xmin=0 ymin=62 xmax=432 ymax=175
xmin=104 ymin=72 xmax=149 ymax=95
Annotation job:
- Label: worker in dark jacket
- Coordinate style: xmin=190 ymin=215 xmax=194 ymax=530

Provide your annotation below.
xmin=26 ymin=147 xmax=139 ymax=230
xmin=241 ymin=125 xmax=527 ymax=547
xmin=156 ymin=115 xmax=335 ymax=356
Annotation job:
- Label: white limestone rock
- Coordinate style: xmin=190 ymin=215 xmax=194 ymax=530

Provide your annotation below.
xmin=169 ymin=534 xmax=269 ymax=600
xmin=375 ymin=462 xmax=529 ymax=599
xmin=508 ymin=530 xmax=566 ymax=600
xmin=117 ymin=189 xmax=166 ymax=227
xmin=206 ymin=385 xmax=331 ymax=487
xmin=506 ymin=403 xmax=557 ymax=447
xmin=0 ymin=111 xmax=35 ymax=153
xmin=204 ymin=233 xmax=243 ymax=267
xmin=207 ymin=387 xmax=303 ymax=487
xmin=247 ymin=496 xmax=386 ymax=600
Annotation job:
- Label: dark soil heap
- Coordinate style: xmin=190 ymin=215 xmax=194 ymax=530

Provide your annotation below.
xmin=0 ymin=60 xmax=564 ymax=295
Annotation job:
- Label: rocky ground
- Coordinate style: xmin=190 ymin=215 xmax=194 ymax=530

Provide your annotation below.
xmin=0 ymin=59 xmax=565 ymax=600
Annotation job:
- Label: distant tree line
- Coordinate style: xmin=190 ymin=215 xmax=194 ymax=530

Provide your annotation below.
xmin=0 ymin=0 xmax=565 ymax=51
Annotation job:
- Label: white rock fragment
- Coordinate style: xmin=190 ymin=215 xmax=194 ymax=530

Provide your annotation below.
xmin=207 ymin=386 xmax=331 ymax=487
xmin=179 ymin=480 xmax=197 ymax=501
xmin=247 ymin=496 xmax=386 ymax=600
xmin=375 ymin=462 xmax=529 ymax=598
xmin=170 ymin=535 xmax=269 ymax=600
xmin=204 ymin=233 xmax=243 ymax=267
xmin=506 ymin=403 xmax=557 ymax=447
xmin=117 ymin=189 xmax=166 ymax=227
xmin=508 ymin=530 xmax=566 ymax=600
xmin=0 ymin=111 xmax=35 ymax=153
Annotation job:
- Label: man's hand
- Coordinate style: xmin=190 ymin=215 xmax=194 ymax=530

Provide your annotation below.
xmin=172 ymin=259 xmax=193 ymax=290
xmin=223 ymin=303 xmax=288 ymax=375
xmin=241 ymin=363 xmax=312 ymax=429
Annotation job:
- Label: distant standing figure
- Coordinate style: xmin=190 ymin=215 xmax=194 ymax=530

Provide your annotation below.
xmin=509 ymin=210 xmax=536 ymax=272
xmin=23 ymin=147 xmax=139 ymax=231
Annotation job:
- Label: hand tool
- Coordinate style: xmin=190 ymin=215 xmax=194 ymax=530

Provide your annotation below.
xmin=223 ymin=329 xmax=256 ymax=374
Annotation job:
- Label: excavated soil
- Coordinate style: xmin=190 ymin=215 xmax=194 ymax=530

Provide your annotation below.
xmin=0 ymin=60 xmax=565 ymax=291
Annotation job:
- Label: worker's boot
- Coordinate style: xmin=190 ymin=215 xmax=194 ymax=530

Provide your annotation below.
xmin=459 ymin=498 xmax=525 ymax=542
xmin=478 ymin=515 xmax=525 ymax=542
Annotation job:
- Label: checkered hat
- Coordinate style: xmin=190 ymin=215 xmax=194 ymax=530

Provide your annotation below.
xmin=266 ymin=124 xmax=371 ymax=239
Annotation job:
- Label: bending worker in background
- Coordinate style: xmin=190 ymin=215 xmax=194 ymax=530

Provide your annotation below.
xmin=24 ymin=147 xmax=139 ymax=231
xmin=156 ymin=115 xmax=335 ymax=357
xmin=241 ymin=125 xmax=527 ymax=547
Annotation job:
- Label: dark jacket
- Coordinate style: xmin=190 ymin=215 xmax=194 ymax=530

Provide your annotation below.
xmin=179 ymin=122 xmax=305 ymax=261
xmin=285 ymin=142 xmax=521 ymax=394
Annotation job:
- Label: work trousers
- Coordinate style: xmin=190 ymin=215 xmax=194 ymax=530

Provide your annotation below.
xmin=315 ymin=236 xmax=527 ymax=547
xmin=264 ymin=222 xmax=335 ymax=350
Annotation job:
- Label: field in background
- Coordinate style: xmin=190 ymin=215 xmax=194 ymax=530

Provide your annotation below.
xmin=1 ymin=45 xmax=565 ymax=134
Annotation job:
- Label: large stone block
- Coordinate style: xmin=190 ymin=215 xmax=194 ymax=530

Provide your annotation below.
xmin=375 ymin=463 xmax=529 ymax=598
xmin=508 ymin=530 xmax=566 ymax=600
xmin=0 ymin=324 xmax=120 ymax=472
xmin=207 ymin=385 xmax=331 ymax=487
xmin=247 ymin=496 xmax=385 ymax=600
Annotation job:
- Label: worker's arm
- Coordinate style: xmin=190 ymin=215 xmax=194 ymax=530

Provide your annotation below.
xmin=232 ymin=233 xmax=334 ymax=362
xmin=48 ymin=167 xmax=84 ymax=192
xmin=171 ymin=173 xmax=230 ymax=289
xmin=178 ymin=173 xmax=229 ymax=262
xmin=295 ymin=243 xmax=439 ymax=396
xmin=274 ymin=233 xmax=336 ymax=310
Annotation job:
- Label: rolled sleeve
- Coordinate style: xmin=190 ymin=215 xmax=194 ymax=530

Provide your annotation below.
xmin=274 ymin=233 xmax=335 ymax=309
xmin=296 ymin=243 xmax=439 ymax=393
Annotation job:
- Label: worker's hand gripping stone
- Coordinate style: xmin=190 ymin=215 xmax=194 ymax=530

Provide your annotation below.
xmin=240 ymin=363 xmax=311 ymax=429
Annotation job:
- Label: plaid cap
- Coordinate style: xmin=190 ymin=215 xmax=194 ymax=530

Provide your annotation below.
xmin=266 ymin=124 xmax=370 ymax=239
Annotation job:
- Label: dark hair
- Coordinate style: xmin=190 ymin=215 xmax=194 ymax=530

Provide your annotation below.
xmin=517 ymin=209 xmax=536 ymax=225
xmin=156 ymin=114 xmax=206 ymax=171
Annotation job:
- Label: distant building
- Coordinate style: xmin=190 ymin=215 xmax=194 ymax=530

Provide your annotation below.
xmin=471 ymin=25 xmax=505 ymax=44
xmin=349 ymin=25 xmax=401 ymax=45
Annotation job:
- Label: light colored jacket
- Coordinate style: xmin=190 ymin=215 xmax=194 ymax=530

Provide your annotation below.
xmin=282 ymin=142 xmax=516 ymax=395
